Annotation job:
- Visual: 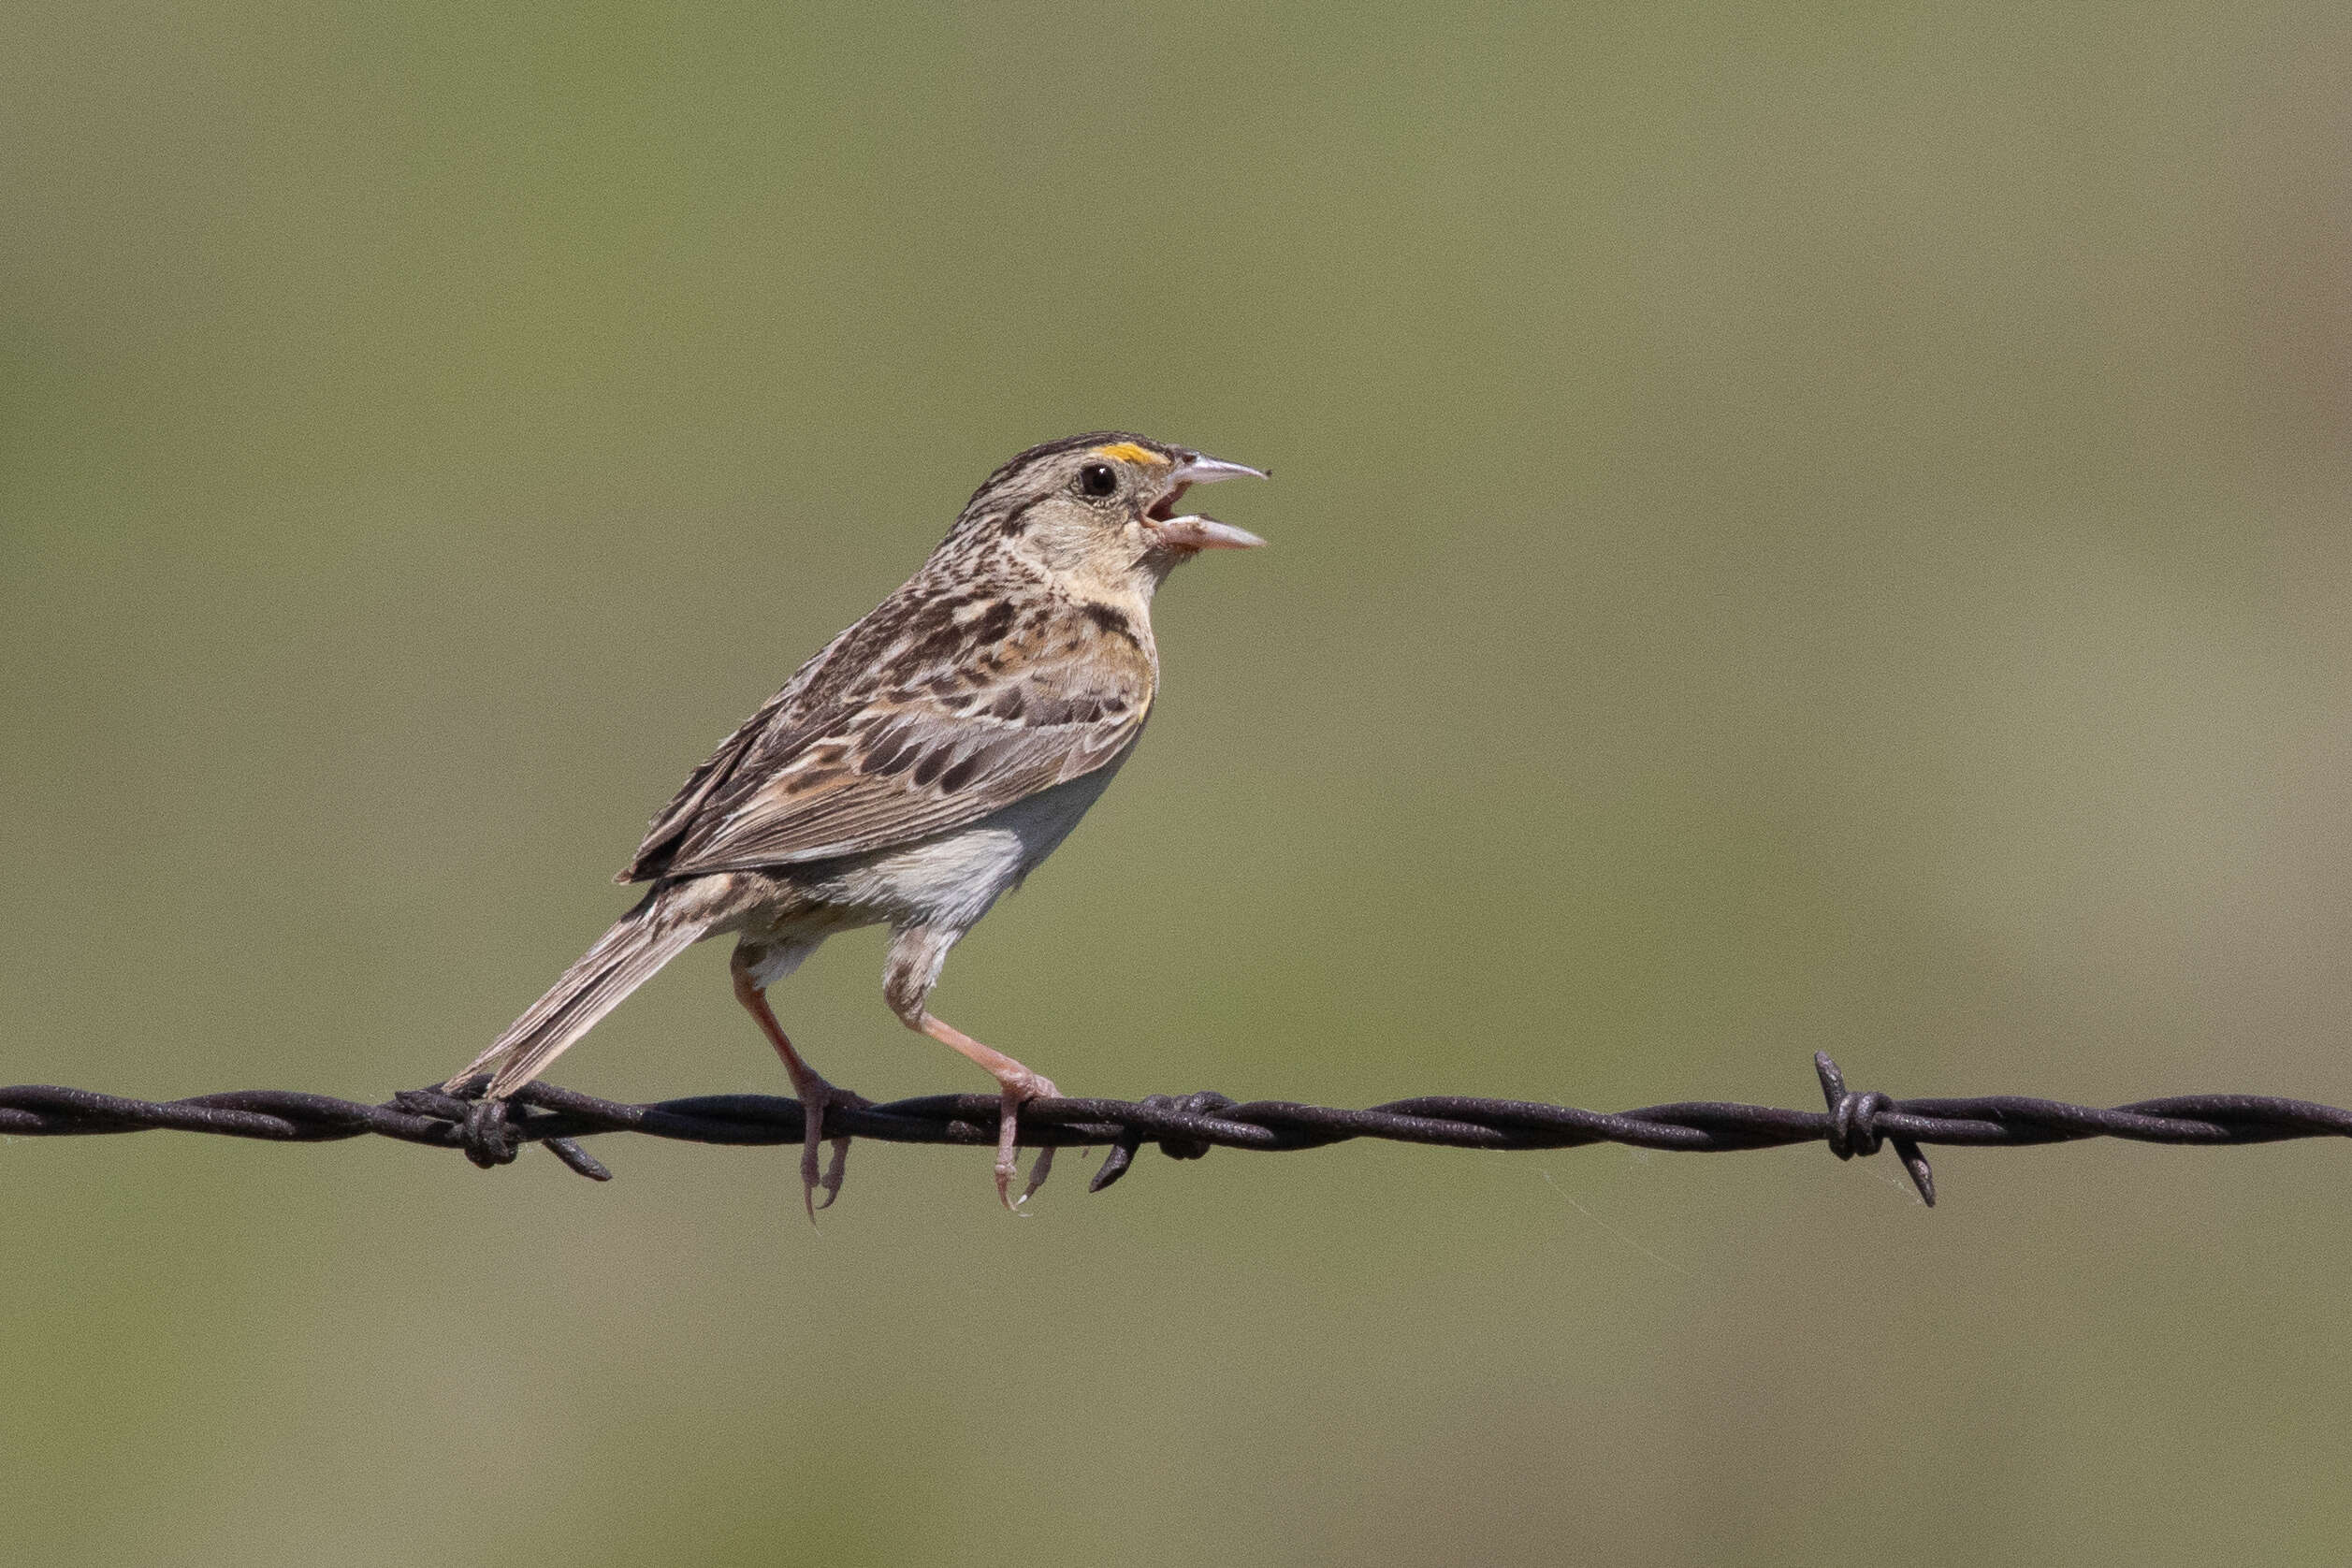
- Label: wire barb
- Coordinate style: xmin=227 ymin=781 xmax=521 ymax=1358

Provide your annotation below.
xmin=7 ymin=1055 xmax=2352 ymax=1204
xmin=1814 ymin=1052 xmax=1936 ymax=1206
xmin=1090 ymin=1091 xmax=1235 ymax=1193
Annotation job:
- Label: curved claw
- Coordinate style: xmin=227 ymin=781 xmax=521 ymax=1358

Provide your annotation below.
xmin=810 ymin=1130 xmax=853 ymax=1213
xmin=797 ymin=1082 xmax=870 ymax=1224
xmin=994 ymin=1077 xmax=1060 ymax=1212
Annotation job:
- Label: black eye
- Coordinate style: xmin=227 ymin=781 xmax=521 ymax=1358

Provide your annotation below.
xmin=1077 ymin=462 xmax=1117 ymax=499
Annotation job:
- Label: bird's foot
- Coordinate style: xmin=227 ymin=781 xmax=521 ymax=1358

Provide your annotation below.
xmin=904 ymin=1008 xmax=1062 ymax=1211
xmin=782 ymin=1067 xmax=870 ymax=1223
xmin=994 ymin=1070 xmax=1060 ymax=1212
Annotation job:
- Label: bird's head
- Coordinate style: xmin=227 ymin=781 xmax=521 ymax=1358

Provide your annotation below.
xmin=951 ymin=432 xmax=1268 ymax=598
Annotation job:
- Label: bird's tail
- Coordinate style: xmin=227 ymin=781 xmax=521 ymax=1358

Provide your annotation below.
xmin=446 ymin=885 xmax=710 ymax=1098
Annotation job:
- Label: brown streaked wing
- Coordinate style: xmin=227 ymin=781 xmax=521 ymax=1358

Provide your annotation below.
xmin=648 ymin=640 xmax=1154 ymax=877
xmin=615 ymin=622 xmax=864 ymax=883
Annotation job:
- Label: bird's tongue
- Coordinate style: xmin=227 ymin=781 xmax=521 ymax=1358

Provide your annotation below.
xmin=1145 ymin=482 xmax=1191 ymax=523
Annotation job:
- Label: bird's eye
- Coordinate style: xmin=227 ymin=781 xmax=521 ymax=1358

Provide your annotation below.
xmin=1077 ymin=462 xmax=1118 ymax=499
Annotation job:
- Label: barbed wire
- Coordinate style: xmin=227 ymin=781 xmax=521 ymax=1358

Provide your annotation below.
xmin=8 ymin=1053 xmax=2352 ymax=1204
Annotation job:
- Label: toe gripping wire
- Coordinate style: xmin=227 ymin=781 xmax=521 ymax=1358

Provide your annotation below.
xmin=10 ymin=1053 xmax=2352 ymax=1204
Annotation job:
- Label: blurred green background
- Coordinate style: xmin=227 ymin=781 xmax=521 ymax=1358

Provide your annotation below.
xmin=7 ymin=1 xmax=2352 ymax=1561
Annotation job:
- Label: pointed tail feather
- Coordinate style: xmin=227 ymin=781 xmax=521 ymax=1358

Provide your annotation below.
xmin=447 ymin=889 xmax=710 ymax=1098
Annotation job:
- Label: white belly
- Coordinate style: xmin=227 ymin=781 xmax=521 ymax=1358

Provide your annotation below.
xmin=788 ymin=758 xmax=1128 ymax=936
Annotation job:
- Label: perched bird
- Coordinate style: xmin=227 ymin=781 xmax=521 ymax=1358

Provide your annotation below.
xmin=446 ymin=432 xmax=1267 ymax=1211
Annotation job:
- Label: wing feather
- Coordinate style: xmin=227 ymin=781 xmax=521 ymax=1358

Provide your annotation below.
xmin=614 ymin=622 xmax=860 ymax=882
xmin=618 ymin=596 xmax=1154 ymax=881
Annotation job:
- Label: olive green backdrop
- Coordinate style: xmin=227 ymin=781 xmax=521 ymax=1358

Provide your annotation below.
xmin=7 ymin=3 xmax=2352 ymax=1562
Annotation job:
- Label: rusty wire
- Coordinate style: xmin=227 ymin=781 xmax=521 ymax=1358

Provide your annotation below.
xmin=9 ymin=1053 xmax=2352 ymax=1204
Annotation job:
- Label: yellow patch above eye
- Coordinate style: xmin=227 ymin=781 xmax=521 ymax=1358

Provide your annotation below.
xmin=1090 ymin=442 xmax=1169 ymax=467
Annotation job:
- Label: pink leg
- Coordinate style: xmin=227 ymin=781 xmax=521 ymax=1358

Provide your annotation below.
xmin=914 ymin=1010 xmax=1060 ymax=1209
xmin=731 ymin=951 xmax=867 ymax=1222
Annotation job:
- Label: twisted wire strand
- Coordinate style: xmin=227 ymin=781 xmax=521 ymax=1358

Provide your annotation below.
xmin=6 ymin=1053 xmax=2351 ymax=1204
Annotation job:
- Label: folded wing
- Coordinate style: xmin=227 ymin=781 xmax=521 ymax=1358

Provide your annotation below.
xmin=618 ymin=606 xmax=1154 ymax=882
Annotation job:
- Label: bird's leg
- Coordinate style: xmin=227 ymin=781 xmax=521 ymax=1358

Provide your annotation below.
xmin=730 ymin=951 xmax=866 ymax=1221
xmin=882 ymin=924 xmax=1059 ymax=1207
xmin=913 ymin=1011 xmax=1060 ymax=1209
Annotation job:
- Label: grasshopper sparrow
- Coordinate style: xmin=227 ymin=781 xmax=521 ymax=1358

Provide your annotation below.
xmin=447 ymin=433 xmax=1267 ymax=1211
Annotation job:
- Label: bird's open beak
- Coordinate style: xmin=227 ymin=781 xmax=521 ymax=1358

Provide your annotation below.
xmin=1146 ymin=451 xmax=1269 ymax=551
xmin=1172 ymin=454 xmax=1269 ymax=486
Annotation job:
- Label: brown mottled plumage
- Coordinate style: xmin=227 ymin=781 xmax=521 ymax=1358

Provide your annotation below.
xmin=446 ymin=432 xmax=1267 ymax=1211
